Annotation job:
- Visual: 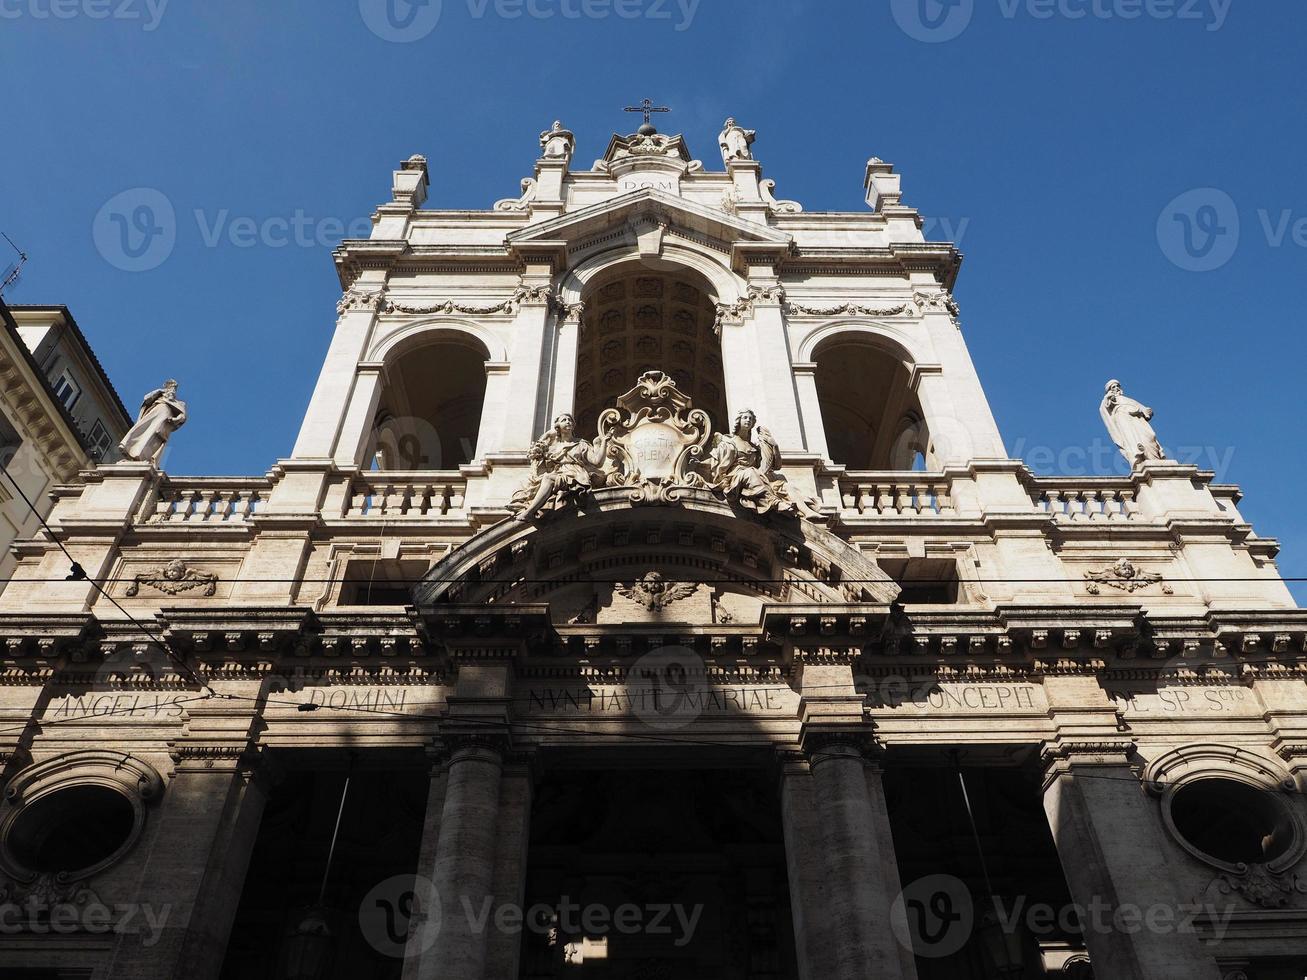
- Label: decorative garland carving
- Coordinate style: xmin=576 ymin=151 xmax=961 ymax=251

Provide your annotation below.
xmin=1084 ymin=559 xmax=1173 ymax=596
xmin=784 ymin=300 xmax=910 ymax=318
xmin=1216 ymin=865 xmax=1307 ymax=909
xmin=125 ymin=559 xmax=217 ymax=598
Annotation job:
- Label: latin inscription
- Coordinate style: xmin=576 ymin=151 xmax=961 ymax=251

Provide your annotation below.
xmin=525 ymin=686 xmax=790 ymax=715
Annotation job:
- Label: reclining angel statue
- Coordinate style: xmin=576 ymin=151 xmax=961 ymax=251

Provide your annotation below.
xmin=704 ymin=409 xmax=824 ymax=521
xmin=510 ymin=414 xmax=614 ymax=522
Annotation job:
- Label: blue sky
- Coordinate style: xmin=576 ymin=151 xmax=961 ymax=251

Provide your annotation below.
xmin=3 ymin=0 xmax=1304 ymax=596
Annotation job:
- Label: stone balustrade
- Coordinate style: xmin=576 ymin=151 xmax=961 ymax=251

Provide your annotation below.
xmin=838 ymin=473 xmax=956 ymax=517
xmin=345 ymin=472 xmax=467 ymax=518
xmin=144 ymin=478 xmax=268 ymax=524
xmin=1028 ymin=478 xmax=1139 ymax=521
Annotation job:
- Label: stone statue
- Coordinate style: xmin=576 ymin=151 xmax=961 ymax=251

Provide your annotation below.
xmin=510 ymin=414 xmax=612 ymax=521
xmin=704 ymin=410 xmax=823 ymax=520
xmin=539 ymin=120 xmax=575 ymax=160
xmin=1100 ymin=380 xmax=1166 ymax=468
xmin=118 ymin=380 xmax=187 ymax=465
xmin=718 ymin=118 xmax=756 ymax=163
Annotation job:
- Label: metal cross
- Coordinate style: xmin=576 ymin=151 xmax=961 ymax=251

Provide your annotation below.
xmin=624 ymin=99 xmax=671 ymax=127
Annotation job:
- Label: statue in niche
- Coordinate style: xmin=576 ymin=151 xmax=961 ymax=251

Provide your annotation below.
xmin=718 ymin=118 xmax=756 ymax=163
xmin=118 ymin=380 xmax=187 ymax=465
xmin=704 ymin=410 xmax=823 ymax=521
xmin=1100 ymin=380 xmax=1166 ymax=469
xmin=510 ymin=414 xmax=612 ymax=522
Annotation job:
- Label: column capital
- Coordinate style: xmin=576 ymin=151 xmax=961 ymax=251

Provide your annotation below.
xmin=1040 ymin=737 xmax=1138 ymax=789
xmin=799 ymin=730 xmax=884 ymax=766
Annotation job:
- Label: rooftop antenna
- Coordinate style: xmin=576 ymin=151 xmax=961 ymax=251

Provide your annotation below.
xmin=0 ymin=233 xmax=27 ymax=298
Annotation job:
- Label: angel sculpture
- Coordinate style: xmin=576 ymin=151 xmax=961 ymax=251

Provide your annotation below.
xmin=705 ymin=409 xmax=824 ymax=521
xmin=510 ymin=414 xmax=613 ymax=522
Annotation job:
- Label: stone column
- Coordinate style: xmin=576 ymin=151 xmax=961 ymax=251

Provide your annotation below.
xmin=106 ymin=747 xmax=274 ymax=980
xmin=805 ymin=737 xmax=916 ymax=980
xmin=423 ymin=738 xmax=507 ymax=980
xmin=484 ymin=756 xmax=534 ymax=979
xmin=1041 ymin=741 xmax=1223 ymax=980
xmin=787 ymin=650 xmax=913 ymax=978
xmin=778 ymin=751 xmax=838 ymax=980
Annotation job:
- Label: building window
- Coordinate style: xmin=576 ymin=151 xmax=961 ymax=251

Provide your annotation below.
xmin=52 ymin=370 xmax=81 ymax=411
xmin=87 ymin=420 xmax=113 ymax=460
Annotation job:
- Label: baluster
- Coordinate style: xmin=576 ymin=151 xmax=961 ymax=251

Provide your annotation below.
xmin=1043 ymin=490 xmax=1061 ymax=519
xmin=855 ymin=484 xmax=874 ymax=515
xmin=448 ymin=484 xmax=465 ymax=513
xmin=150 ymin=489 xmax=174 ymax=523
xmin=935 ymin=480 xmax=954 ymax=514
xmin=877 ymin=484 xmax=895 ymax=516
xmin=1120 ymin=487 xmax=1139 ymax=520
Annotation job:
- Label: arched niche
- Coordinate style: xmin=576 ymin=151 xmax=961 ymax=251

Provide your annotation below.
xmin=809 ymin=330 xmax=931 ymax=471
xmin=368 ymin=329 xmax=491 ymax=470
xmin=571 ymin=264 xmax=728 ymax=437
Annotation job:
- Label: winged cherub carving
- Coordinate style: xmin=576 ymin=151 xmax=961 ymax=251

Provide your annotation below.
xmin=616 ymin=572 xmax=697 ymax=612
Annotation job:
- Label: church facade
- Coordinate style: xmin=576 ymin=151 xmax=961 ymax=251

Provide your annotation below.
xmin=0 ymin=114 xmax=1304 ymax=979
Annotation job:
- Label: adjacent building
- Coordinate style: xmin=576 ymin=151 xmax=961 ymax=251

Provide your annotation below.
xmin=0 ymin=300 xmax=130 ymax=586
xmin=0 ymin=117 xmax=1304 ymax=980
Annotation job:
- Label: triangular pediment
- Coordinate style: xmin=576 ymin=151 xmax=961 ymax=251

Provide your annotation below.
xmin=506 ymin=188 xmax=793 ymax=258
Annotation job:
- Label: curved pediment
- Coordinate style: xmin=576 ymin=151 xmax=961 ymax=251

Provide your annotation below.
xmin=413 ymin=489 xmax=899 ymax=625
